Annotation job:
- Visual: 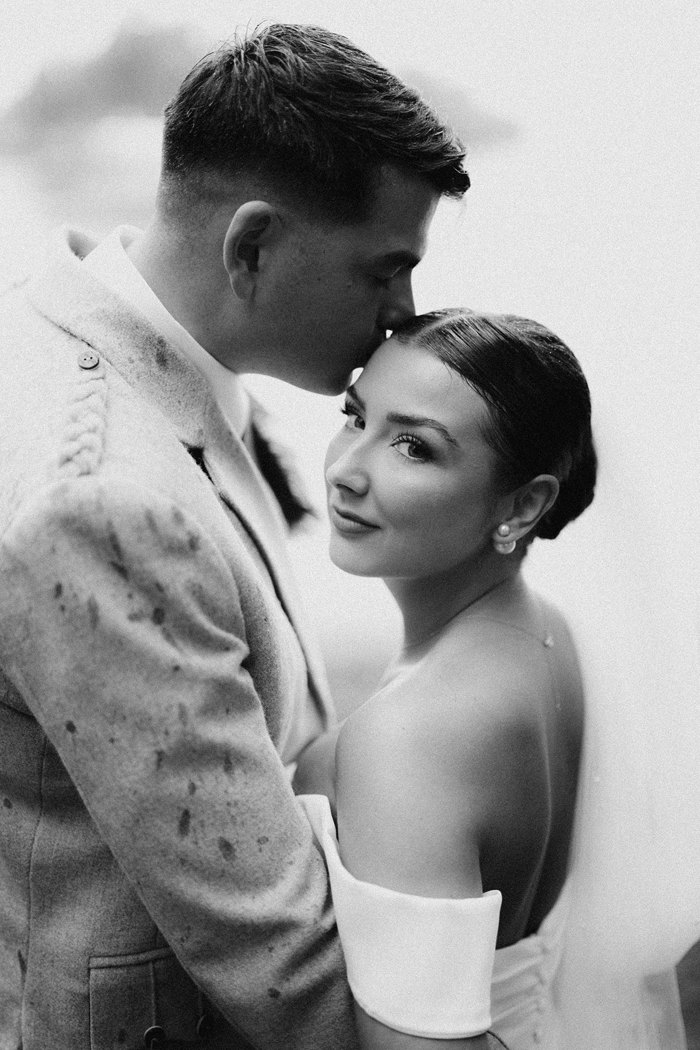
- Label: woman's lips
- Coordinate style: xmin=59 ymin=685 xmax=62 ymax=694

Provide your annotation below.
xmin=329 ymin=504 xmax=379 ymax=534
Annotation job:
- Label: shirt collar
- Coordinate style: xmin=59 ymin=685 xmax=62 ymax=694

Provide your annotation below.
xmin=82 ymin=225 xmax=250 ymax=437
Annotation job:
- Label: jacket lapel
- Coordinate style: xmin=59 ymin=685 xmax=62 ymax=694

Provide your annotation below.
xmin=27 ymin=227 xmax=332 ymax=721
xmin=202 ymin=399 xmax=332 ymax=715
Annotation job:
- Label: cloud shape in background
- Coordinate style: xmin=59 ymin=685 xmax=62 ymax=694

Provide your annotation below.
xmin=0 ymin=22 xmax=210 ymax=146
xmin=0 ymin=21 xmax=209 ymax=230
xmin=0 ymin=20 xmax=516 ymax=233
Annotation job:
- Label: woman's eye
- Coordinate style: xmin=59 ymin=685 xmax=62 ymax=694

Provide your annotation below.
xmin=340 ymin=405 xmax=365 ymax=430
xmin=392 ymin=434 xmax=431 ymax=461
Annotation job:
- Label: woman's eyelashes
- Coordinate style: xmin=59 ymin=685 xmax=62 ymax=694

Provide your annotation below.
xmin=340 ymin=402 xmax=433 ymax=463
xmin=340 ymin=401 xmax=365 ymax=430
xmin=391 ymin=434 xmax=432 ymax=462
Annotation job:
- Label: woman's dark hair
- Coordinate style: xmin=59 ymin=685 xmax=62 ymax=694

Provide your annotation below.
xmin=161 ymin=23 xmax=469 ymax=221
xmin=394 ymin=309 xmax=597 ymax=540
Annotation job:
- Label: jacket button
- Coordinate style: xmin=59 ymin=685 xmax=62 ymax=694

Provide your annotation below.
xmin=78 ymin=349 xmax=100 ymax=370
xmin=143 ymin=1026 xmax=166 ymax=1049
xmin=196 ymin=1013 xmax=214 ymax=1038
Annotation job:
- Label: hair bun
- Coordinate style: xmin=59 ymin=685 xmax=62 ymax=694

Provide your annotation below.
xmin=536 ymin=433 xmax=597 ymax=539
xmin=394 ymin=308 xmax=598 ymax=545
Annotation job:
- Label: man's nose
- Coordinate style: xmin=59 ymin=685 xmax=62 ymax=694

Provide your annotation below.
xmin=380 ymin=273 xmax=415 ymax=332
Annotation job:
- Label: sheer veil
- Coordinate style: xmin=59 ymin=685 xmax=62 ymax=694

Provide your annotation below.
xmin=524 ymin=389 xmax=700 ymax=1049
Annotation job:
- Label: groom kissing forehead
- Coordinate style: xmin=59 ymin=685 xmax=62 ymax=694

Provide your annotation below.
xmin=0 ymin=21 xmax=468 ymax=1050
xmin=141 ymin=22 xmax=471 ymax=394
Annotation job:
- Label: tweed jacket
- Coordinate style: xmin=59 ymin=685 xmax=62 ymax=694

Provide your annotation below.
xmin=0 ymin=229 xmax=358 ymax=1050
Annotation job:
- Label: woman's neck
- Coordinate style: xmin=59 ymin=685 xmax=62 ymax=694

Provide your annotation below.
xmin=385 ymin=557 xmax=522 ymax=652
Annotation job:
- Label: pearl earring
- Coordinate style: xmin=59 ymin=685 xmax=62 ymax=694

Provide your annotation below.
xmin=494 ymin=523 xmax=516 ymax=555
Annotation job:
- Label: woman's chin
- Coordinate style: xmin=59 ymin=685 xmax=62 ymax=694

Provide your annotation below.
xmin=328 ymin=540 xmax=381 ymax=578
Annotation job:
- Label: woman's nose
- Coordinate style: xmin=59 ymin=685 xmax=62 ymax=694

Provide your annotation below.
xmin=325 ymin=436 xmax=370 ymax=495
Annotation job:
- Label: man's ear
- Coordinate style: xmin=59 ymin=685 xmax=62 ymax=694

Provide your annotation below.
xmin=223 ymin=201 xmax=281 ymax=300
xmin=493 ymin=475 xmax=560 ymax=545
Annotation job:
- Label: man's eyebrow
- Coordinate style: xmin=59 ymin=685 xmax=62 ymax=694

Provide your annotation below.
xmin=387 ymin=412 xmax=460 ymax=446
xmin=371 ymin=250 xmax=421 ymax=270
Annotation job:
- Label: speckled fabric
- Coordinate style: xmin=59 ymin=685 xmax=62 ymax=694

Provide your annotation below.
xmin=0 ymin=228 xmax=357 ymax=1050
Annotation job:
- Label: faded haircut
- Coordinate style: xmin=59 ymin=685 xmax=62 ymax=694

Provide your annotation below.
xmin=160 ymin=23 xmax=470 ymax=222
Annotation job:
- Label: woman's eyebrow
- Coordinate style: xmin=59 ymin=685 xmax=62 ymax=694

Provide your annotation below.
xmin=387 ymin=411 xmax=459 ymax=447
xmin=345 ymin=384 xmax=364 ymax=407
xmin=346 ymin=386 xmax=459 ymax=447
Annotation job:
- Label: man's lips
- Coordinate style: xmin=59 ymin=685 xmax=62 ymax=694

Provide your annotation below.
xmin=329 ymin=504 xmax=380 ymax=534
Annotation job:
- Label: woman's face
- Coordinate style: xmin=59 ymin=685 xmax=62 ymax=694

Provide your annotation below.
xmin=324 ymin=337 xmax=508 ymax=579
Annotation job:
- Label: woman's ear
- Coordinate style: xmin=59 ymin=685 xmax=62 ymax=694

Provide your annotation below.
xmin=223 ymin=201 xmax=281 ymax=300
xmin=493 ymin=475 xmax=559 ymax=547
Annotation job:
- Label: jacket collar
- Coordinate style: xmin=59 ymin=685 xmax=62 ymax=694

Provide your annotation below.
xmin=27 ymin=228 xmax=331 ymax=718
xmin=26 ymin=226 xmax=292 ymax=586
xmin=28 ymin=226 xmax=212 ymax=450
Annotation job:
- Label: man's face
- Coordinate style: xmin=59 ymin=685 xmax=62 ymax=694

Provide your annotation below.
xmin=250 ymin=166 xmax=440 ymax=394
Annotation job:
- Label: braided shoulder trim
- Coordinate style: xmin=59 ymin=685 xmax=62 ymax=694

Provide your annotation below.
xmin=58 ymin=357 xmax=107 ymax=477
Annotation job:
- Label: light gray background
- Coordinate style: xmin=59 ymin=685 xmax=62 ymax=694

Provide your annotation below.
xmin=1 ymin=0 xmax=697 ymax=714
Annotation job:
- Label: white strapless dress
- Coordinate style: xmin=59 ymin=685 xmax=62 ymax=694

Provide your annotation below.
xmin=300 ymin=792 xmax=568 ymax=1048
xmin=491 ymin=884 xmax=570 ymax=1049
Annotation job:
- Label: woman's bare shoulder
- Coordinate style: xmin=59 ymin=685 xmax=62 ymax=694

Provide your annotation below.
xmin=334 ymin=641 xmax=549 ymax=897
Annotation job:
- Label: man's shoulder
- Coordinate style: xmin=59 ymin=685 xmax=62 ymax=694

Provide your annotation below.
xmin=0 ymin=327 xmax=171 ymax=504
xmin=0 ymin=473 xmax=217 ymax=564
xmin=0 ymin=257 xmax=204 ymax=521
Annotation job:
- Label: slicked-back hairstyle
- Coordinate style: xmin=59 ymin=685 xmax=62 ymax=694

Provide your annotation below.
xmin=161 ymin=23 xmax=470 ymax=222
xmin=394 ymin=309 xmax=597 ymax=541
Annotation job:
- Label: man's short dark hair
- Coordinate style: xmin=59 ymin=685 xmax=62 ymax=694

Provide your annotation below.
xmin=161 ymin=23 xmax=470 ymax=221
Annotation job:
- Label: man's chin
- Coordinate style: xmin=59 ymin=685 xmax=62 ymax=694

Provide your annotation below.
xmin=313 ymin=369 xmax=362 ymax=397
xmin=283 ymin=357 xmax=367 ymax=396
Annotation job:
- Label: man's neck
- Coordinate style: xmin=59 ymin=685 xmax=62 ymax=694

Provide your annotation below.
xmin=126 ymin=222 xmax=232 ymax=368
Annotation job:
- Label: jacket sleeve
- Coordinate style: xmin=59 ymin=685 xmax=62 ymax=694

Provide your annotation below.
xmin=0 ymin=474 xmax=357 ymax=1050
